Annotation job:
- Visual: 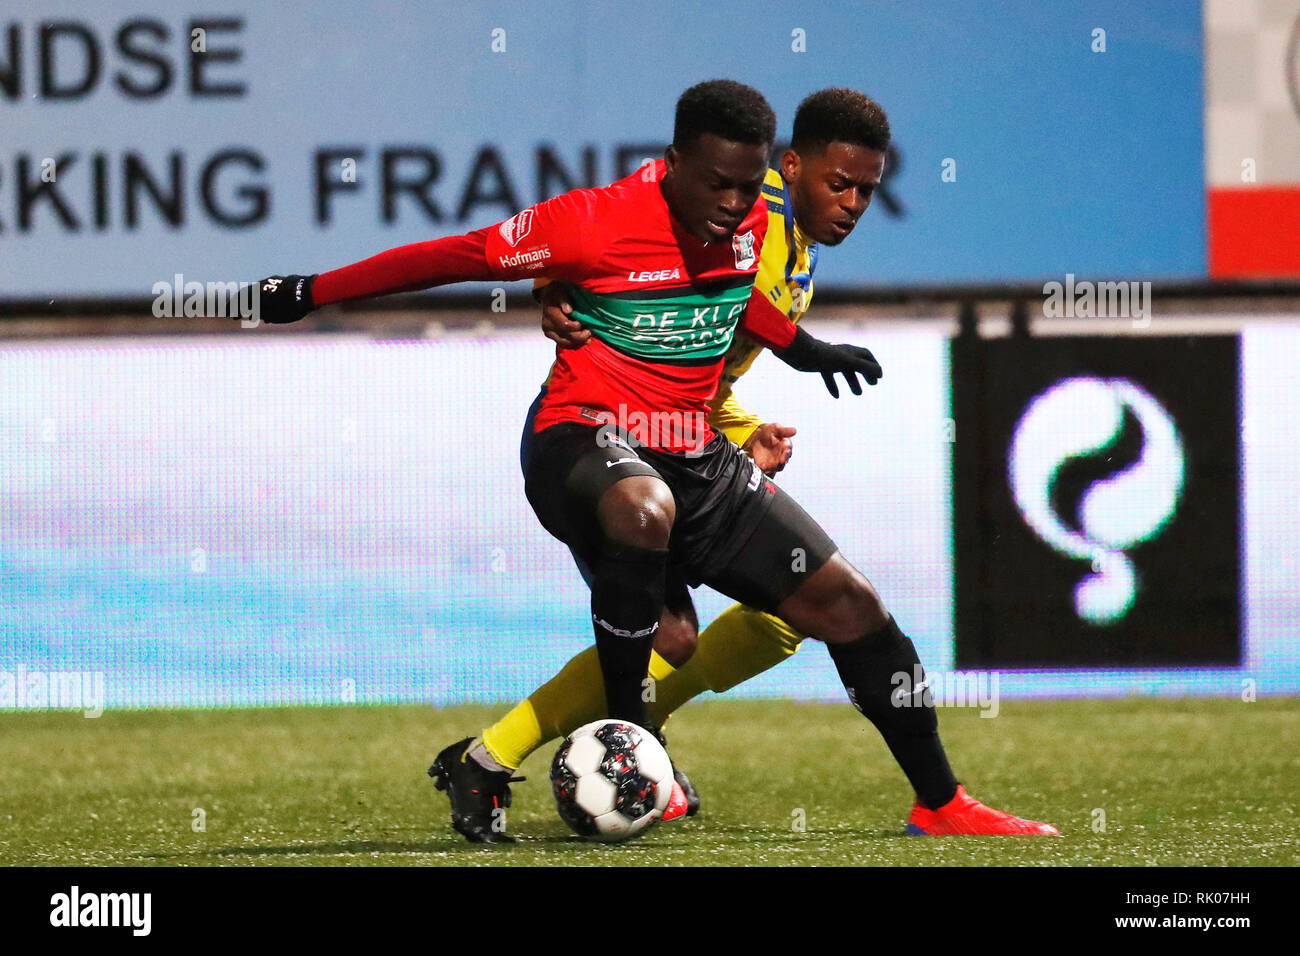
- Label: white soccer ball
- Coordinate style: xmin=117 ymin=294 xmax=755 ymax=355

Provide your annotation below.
xmin=550 ymin=719 xmax=674 ymax=843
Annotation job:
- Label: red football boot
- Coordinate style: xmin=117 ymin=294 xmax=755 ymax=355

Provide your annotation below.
xmin=906 ymin=785 xmax=1060 ymax=835
xmin=661 ymin=778 xmax=691 ymax=822
xmin=650 ymin=730 xmax=700 ymax=824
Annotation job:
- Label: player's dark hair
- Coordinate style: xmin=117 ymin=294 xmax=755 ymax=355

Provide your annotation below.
xmin=673 ymin=80 xmax=777 ymax=150
xmin=791 ymin=88 xmax=890 ymax=154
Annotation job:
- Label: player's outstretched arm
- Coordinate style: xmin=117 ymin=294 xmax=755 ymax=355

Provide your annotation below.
xmin=737 ymin=284 xmax=883 ymax=398
xmin=774 ymin=326 xmax=883 ymax=398
xmin=249 ymin=191 xmax=595 ymax=326
xmin=249 ymin=231 xmax=502 ymax=325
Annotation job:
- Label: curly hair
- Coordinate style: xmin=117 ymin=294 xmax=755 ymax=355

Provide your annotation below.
xmin=791 ymin=88 xmax=890 ymax=153
xmin=673 ymin=80 xmax=777 ymax=149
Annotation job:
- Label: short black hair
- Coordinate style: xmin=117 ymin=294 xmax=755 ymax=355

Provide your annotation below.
xmin=673 ymin=80 xmax=777 ymax=150
xmin=791 ymin=88 xmax=890 ymax=154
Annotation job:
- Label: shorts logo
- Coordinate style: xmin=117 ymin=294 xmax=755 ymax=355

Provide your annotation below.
xmin=596 ymin=429 xmax=634 ymax=452
xmin=732 ymin=230 xmax=756 ymax=270
xmin=499 ymin=209 xmax=535 ymax=247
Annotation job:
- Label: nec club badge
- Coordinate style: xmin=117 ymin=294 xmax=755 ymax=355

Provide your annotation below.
xmin=732 ymin=230 xmax=756 ymax=270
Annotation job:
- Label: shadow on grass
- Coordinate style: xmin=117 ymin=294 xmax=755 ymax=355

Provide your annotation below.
xmin=145 ymin=821 xmax=911 ymax=862
xmin=147 ymin=839 xmax=480 ymax=860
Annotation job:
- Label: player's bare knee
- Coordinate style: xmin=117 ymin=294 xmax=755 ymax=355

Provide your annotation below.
xmin=847 ymin=577 xmax=890 ymax=636
xmin=815 ymin=577 xmax=888 ymax=640
xmin=597 ymin=477 xmax=676 ymax=549
xmin=780 ymin=554 xmax=889 ymax=641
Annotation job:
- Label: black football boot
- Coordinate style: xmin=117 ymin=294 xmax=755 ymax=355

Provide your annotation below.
xmin=428 ymin=737 xmax=525 ymax=844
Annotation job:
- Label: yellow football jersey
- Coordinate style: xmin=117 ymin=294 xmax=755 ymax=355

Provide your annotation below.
xmin=709 ymin=167 xmax=819 ymax=448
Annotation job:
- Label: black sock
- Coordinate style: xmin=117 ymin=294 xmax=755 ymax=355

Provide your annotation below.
xmin=589 ymin=540 xmax=667 ymax=728
xmin=827 ymin=616 xmax=959 ymax=810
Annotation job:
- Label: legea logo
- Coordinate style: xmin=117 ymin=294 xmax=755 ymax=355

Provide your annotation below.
xmin=1008 ymin=377 xmax=1185 ymax=625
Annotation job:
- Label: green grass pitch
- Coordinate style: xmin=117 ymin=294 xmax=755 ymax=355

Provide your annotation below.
xmin=1 ymin=698 xmax=1296 ymax=866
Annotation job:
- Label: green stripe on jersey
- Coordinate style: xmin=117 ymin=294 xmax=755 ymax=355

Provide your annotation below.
xmin=566 ymin=281 xmax=753 ymax=360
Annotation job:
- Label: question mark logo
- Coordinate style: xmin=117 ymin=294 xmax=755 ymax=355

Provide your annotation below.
xmin=1008 ymin=377 xmax=1185 ymax=624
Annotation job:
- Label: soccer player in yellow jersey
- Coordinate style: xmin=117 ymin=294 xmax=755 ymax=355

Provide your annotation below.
xmin=451 ymin=89 xmax=1056 ymax=840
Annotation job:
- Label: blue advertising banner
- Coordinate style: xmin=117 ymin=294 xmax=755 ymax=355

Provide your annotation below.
xmin=1 ymin=1 xmax=1205 ymax=298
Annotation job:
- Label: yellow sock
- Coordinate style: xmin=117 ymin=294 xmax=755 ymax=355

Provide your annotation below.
xmin=645 ymin=651 xmax=677 ymax=732
xmin=481 ymin=607 xmax=801 ymax=768
xmin=480 ymin=648 xmax=676 ymax=770
xmin=648 ymin=604 xmax=803 ymax=725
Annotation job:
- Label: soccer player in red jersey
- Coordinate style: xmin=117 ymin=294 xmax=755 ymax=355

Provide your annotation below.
xmin=524 ymin=89 xmax=1061 ymax=839
xmin=250 ymin=81 xmax=1057 ymax=843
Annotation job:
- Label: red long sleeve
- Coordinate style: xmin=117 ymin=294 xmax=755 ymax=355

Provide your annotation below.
xmin=739 ymin=283 xmax=798 ymax=350
xmin=311 ymin=229 xmax=497 ymax=306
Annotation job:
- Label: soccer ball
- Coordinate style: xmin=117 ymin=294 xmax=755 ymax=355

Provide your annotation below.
xmin=550 ymin=719 xmax=674 ymax=843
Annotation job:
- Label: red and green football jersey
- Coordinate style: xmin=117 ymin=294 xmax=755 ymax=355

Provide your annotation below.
xmin=482 ymin=161 xmax=788 ymax=451
xmin=313 ymin=161 xmax=797 ymax=452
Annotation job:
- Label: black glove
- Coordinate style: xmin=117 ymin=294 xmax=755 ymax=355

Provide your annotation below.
xmin=252 ymin=274 xmax=317 ymax=324
xmin=774 ymin=326 xmax=883 ymax=397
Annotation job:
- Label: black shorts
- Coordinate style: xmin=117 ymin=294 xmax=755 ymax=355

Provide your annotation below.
xmin=520 ymin=391 xmax=838 ymax=613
